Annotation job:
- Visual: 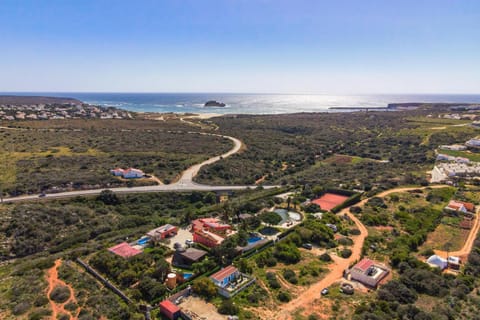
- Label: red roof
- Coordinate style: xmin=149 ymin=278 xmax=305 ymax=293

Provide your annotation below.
xmin=462 ymin=201 xmax=475 ymax=212
xmin=447 ymin=200 xmax=475 ymax=212
xmin=108 ymin=242 xmax=142 ymax=258
xmin=354 ymin=258 xmax=374 ymax=272
xmin=210 ymin=265 xmax=238 ymax=282
xmin=159 ymin=300 xmax=180 ymax=314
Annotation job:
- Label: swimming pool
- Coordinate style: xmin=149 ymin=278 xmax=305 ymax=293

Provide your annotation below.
xmin=274 ymin=209 xmax=301 ymax=224
xmin=248 ymin=236 xmax=263 ymax=245
xmin=137 ymin=237 xmax=150 ymax=245
xmin=183 ymin=273 xmax=193 ymax=280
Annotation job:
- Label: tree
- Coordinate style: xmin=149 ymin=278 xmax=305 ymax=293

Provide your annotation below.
xmin=97 ymin=189 xmax=120 ymax=205
xmin=218 ymin=299 xmax=239 ymax=315
xmin=192 ymin=278 xmax=217 ymax=300
xmin=260 ymin=211 xmax=282 ymax=226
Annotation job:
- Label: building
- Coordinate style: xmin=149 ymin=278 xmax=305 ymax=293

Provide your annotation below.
xmin=347 ymin=258 xmax=390 ymax=288
xmin=439 ymin=144 xmax=467 ymax=151
xmin=191 ymin=218 xmax=233 ymax=248
xmin=444 ymin=200 xmax=475 ymax=215
xmin=447 ymin=256 xmax=461 ymax=270
xmin=159 ymin=300 xmax=181 ymax=320
xmin=210 ymin=265 xmax=255 ymax=298
xmin=466 ymin=138 xmax=480 ymax=147
xmin=108 ymin=242 xmax=142 ymax=258
xmin=427 ymin=255 xmax=448 ymax=270
xmin=192 ymin=218 xmax=232 ymax=233
xmin=172 ymin=247 xmax=208 ymax=268
xmin=146 ymin=224 xmax=178 ymax=242
xmin=110 ymin=167 xmax=145 ymax=179
xmin=210 ymin=265 xmax=239 ymax=287
xmin=122 ymin=168 xmax=145 ymax=179
xmin=430 ymin=162 xmax=480 ymax=183
xmin=193 ymin=230 xmax=225 ymax=248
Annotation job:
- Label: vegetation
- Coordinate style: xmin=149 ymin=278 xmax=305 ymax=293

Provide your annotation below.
xmin=0 ymin=118 xmax=231 ymax=195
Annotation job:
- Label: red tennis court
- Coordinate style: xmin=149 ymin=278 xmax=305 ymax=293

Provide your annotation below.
xmin=312 ymin=193 xmax=349 ymax=211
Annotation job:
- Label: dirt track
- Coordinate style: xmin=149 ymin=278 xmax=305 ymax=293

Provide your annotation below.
xmin=274 ymin=185 xmax=449 ymax=319
xmin=46 ymin=259 xmax=80 ymax=320
xmin=435 ymin=206 xmax=480 ymax=260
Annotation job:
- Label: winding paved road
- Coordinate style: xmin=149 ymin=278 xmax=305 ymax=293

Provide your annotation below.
xmin=2 ymin=132 xmax=273 ymax=203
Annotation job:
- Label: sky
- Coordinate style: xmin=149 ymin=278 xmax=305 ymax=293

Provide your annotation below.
xmin=0 ymin=0 xmax=479 ymax=94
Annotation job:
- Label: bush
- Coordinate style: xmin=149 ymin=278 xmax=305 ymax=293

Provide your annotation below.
xmin=349 ymin=228 xmax=361 ymax=235
xmin=340 ymin=248 xmax=352 ymax=258
xmin=218 ymin=299 xmax=239 ymax=315
xmin=266 ymin=272 xmax=281 ymax=289
xmin=420 ymin=248 xmax=435 ymax=257
xmin=338 ymin=237 xmax=353 ymax=246
xmin=277 ymin=290 xmax=291 ymax=302
xmin=282 ymin=269 xmax=298 ymax=284
xmin=12 ymin=301 xmax=30 ymax=315
xmin=49 ymin=285 xmax=71 ymax=303
xmin=192 ymin=278 xmax=217 ymax=300
xmin=349 ymin=206 xmax=362 ymax=214
xmin=319 ymin=253 xmax=332 ymax=262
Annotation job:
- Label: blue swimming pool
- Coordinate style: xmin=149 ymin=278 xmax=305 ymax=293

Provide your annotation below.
xmin=248 ymin=236 xmax=263 ymax=244
xmin=183 ymin=273 xmax=193 ymax=280
xmin=137 ymin=237 xmax=150 ymax=245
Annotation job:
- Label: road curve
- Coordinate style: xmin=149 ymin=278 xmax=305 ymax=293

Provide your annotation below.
xmin=2 ymin=132 xmax=275 ymax=203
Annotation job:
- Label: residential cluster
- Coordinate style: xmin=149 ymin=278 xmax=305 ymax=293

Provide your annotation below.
xmin=106 ymin=215 xmax=265 ymax=318
xmin=0 ymin=103 xmax=132 ymax=120
xmin=431 ymin=139 xmax=480 ymax=183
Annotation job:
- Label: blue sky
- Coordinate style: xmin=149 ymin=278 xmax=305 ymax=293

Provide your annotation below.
xmin=0 ymin=0 xmax=479 ymax=93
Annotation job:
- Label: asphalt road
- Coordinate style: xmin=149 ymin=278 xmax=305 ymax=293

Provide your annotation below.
xmin=2 ymin=132 xmax=277 ymax=203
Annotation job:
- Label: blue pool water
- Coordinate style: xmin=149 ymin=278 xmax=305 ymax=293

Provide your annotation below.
xmin=248 ymin=236 xmax=263 ymax=245
xmin=137 ymin=237 xmax=150 ymax=245
xmin=183 ymin=273 xmax=193 ymax=280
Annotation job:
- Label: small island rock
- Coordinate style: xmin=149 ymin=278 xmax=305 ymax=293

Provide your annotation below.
xmin=204 ymin=100 xmax=226 ymax=107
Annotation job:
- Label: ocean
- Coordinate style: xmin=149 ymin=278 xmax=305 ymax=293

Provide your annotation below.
xmin=3 ymin=93 xmax=480 ymax=114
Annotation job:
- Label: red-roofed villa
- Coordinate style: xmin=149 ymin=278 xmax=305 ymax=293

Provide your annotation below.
xmin=191 ymin=218 xmax=233 ymax=248
xmin=108 ymin=242 xmax=142 ymax=258
xmin=444 ymin=200 xmax=475 ymax=215
xmin=346 ymin=258 xmax=390 ymax=288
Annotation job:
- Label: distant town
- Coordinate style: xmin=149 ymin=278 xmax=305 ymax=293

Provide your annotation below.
xmin=0 ymin=99 xmax=133 ymax=121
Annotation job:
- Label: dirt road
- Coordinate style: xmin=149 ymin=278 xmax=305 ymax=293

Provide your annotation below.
xmin=435 ymin=206 xmax=480 ymax=260
xmin=274 ymin=185 xmax=449 ymax=319
xmin=46 ymin=259 xmax=80 ymax=320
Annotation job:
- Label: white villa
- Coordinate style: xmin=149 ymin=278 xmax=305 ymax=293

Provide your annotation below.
xmin=110 ymin=167 xmax=145 ymax=179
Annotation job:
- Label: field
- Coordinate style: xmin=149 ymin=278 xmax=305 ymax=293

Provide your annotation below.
xmin=422 ymin=223 xmax=470 ymax=252
xmin=196 ymin=110 xmax=479 ymax=190
xmin=0 ymin=118 xmax=231 ymax=195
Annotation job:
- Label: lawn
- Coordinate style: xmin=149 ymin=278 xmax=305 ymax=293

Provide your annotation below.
xmin=438 ymin=149 xmax=480 ymax=162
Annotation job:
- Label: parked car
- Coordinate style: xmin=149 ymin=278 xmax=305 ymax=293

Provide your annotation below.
xmin=185 ymin=239 xmax=193 ymax=246
xmin=38 ymin=193 xmax=46 ymax=198
xmin=302 ymin=243 xmax=313 ymax=250
xmin=321 ymin=288 xmax=329 ymax=296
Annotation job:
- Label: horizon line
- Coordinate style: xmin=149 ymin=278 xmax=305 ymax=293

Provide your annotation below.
xmin=1 ymin=91 xmax=480 ymax=96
